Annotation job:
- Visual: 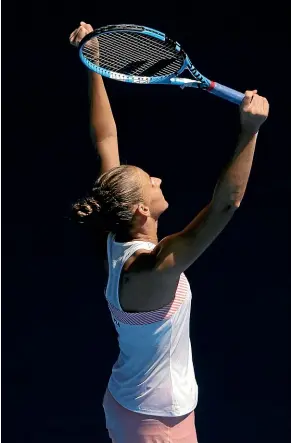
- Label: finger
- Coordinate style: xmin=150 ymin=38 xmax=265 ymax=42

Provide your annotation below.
xmin=73 ymin=27 xmax=84 ymax=43
xmin=80 ymin=21 xmax=93 ymax=32
xmin=69 ymin=30 xmax=77 ymax=39
xmin=80 ymin=21 xmax=91 ymax=29
xmin=242 ymin=90 xmax=255 ymax=109
xmin=70 ymin=27 xmax=81 ymax=40
xmin=72 ymin=25 xmax=82 ymax=35
xmin=263 ymin=97 xmax=269 ymax=116
xmin=252 ymin=94 xmax=267 ymax=115
xmin=243 ymin=90 xmax=258 ymax=109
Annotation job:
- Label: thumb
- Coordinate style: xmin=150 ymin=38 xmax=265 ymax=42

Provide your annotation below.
xmin=242 ymin=90 xmax=258 ymax=109
xmin=80 ymin=21 xmax=92 ymax=32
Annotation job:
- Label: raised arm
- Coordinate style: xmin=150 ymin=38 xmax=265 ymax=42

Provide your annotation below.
xmin=152 ymin=90 xmax=269 ymax=275
xmin=70 ymin=22 xmax=120 ymax=175
xmin=88 ymin=72 xmax=120 ymax=174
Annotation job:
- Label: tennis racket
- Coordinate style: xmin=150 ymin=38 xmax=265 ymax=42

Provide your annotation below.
xmin=78 ymin=24 xmax=244 ymax=105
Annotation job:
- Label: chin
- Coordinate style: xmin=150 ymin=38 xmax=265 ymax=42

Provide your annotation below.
xmin=161 ymin=199 xmax=169 ymax=214
xmin=153 ymin=198 xmax=169 ymax=220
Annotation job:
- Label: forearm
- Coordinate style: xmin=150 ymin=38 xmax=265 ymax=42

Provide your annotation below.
xmin=70 ymin=22 xmax=120 ymax=172
xmin=212 ymin=130 xmax=258 ymax=209
xmin=89 ymin=72 xmax=117 ymax=143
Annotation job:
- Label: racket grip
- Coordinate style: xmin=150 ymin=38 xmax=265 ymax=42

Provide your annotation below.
xmin=208 ymin=82 xmax=244 ymax=105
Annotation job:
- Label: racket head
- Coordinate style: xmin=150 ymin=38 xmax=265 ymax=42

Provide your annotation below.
xmin=78 ymin=24 xmax=189 ymax=85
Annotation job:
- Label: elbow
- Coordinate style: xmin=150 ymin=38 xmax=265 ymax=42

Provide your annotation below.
xmin=222 ymin=190 xmax=243 ymax=212
xmin=226 ymin=200 xmax=241 ymax=211
xmin=211 ymin=197 xmax=241 ymax=214
xmin=212 ymin=184 xmax=244 ymax=213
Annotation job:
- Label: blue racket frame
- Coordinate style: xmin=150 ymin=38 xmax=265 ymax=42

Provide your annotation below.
xmin=79 ymin=24 xmax=244 ymax=105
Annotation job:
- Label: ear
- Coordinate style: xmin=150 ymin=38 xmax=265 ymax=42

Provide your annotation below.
xmin=135 ymin=203 xmax=150 ymax=217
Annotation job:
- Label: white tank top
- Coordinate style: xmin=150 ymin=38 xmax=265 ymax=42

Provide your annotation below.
xmin=105 ymin=232 xmax=198 ymax=417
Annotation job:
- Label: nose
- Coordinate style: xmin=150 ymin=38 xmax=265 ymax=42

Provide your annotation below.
xmin=153 ymin=177 xmax=162 ymax=186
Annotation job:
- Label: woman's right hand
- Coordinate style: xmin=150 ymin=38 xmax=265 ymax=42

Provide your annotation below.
xmin=69 ymin=21 xmax=94 ymax=46
xmin=69 ymin=21 xmax=99 ymax=62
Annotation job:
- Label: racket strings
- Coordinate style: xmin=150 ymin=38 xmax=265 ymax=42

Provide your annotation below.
xmin=83 ymin=38 xmax=99 ymax=61
xmin=98 ymin=34 xmax=169 ymax=70
xmin=83 ymin=33 xmax=177 ymax=75
xmin=82 ymin=31 xmax=184 ymax=77
xmin=84 ymin=44 xmax=175 ymax=76
xmin=97 ymin=35 xmax=181 ymax=76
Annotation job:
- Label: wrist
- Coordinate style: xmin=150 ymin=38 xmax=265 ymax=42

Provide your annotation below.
xmin=89 ymin=71 xmax=102 ymax=80
xmin=240 ymin=125 xmax=259 ymax=138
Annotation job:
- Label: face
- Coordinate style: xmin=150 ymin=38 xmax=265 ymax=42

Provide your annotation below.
xmin=135 ymin=168 xmax=169 ymax=220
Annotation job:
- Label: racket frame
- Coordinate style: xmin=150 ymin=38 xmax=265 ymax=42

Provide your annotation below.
xmin=78 ymin=24 xmax=244 ymax=104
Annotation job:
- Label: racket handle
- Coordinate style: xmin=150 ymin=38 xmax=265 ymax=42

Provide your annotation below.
xmin=208 ymin=82 xmax=244 ymax=105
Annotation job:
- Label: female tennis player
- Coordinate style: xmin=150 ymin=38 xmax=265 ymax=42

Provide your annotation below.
xmin=70 ymin=22 xmax=269 ymax=443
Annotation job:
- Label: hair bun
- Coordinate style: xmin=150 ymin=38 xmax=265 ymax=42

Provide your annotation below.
xmin=71 ymin=196 xmax=101 ymax=224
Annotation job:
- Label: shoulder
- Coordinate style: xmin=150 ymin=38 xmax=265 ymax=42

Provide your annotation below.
xmin=122 ymin=248 xmax=156 ymax=273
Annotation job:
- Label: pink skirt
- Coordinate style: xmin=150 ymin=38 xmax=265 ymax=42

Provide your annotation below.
xmin=102 ymin=389 xmax=198 ymax=443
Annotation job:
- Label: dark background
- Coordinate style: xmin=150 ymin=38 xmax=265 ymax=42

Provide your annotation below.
xmin=2 ymin=5 xmax=290 ymax=443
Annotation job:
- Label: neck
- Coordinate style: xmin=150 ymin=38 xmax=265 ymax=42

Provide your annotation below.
xmin=115 ymin=219 xmax=159 ymax=245
xmin=132 ymin=217 xmax=159 ymax=244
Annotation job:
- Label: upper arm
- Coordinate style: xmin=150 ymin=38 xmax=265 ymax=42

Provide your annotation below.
xmin=95 ymin=135 xmax=120 ymax=176
xmin=151 ymin=201 xmax=237 ymax=275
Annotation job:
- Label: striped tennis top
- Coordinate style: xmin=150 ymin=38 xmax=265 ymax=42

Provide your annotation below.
xmin=105 ymin=232 xmax=198 ymax=417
